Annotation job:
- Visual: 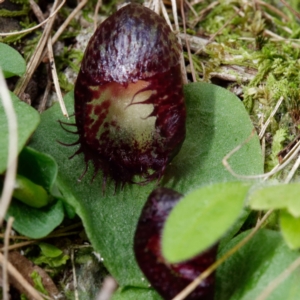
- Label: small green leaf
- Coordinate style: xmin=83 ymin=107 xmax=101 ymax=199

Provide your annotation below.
xmin=6 ymin=200 xmax=64 ymax=239
xmin=13 ymin=174 xmax=52 ymax=208
xmin=162 ymin=182 xmax=251 ymax=263
xmin=0 ymin=93 xmax=40 ymax=174
xmin=0 ymin=42 xmax=26 ymax=78
xmin=30 ymin=271 xmax=48 ymax=295
xmin=249 ymin=183 xmax=300 ymax=217
xmin=280 ymin=210 xmax=300 ymax=250
xmin=216 ymin=229 xmax=300 ymax=300
xmin=33 ymin=253 xmax=69 ymax=268
xmin=33 ymin=242 xmax=69 ymax=267
xmin=38 ymin=242 xmax=63 ymax=257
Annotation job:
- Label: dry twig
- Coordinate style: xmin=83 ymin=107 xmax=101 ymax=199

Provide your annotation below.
xmin=30 ymin=0 xmax=69 ymax=116
xmin=38 ymin=67 xmax=52 ymax=113
xmin=2 ymin=217 xmax=14 ymax=300
xmin=0 ymin=253 xmax=44 ymax=300
xmin=256 ymin=255 xmax=300 ymax=300
xmin=184 ymin=0 xmax=198 ymax=17
xmin=255 ymin=0 xmax=289 ymax=21
xmin=53 ymin=0 xmax=89 ymax=45
xmin=71 ymin=248 xmax=79 ymax=300
xmin=94 ymin=0 xmax=103 ymax=31
xmin=47 ymin=36 xmax=69 ymax=117
xmin=181 ymin=0 xmax=196 ymax=82
xmin=259 ymin=96 xmax=284 ymax=139
xmin=96 ymin=276 xmax=118 ymax=300
xmin=223 ymin=129 xmax=300 ymax=181
xmin=0 ymin=0 xmax=65 ymax=37
xmin=160 ymin=0 xmax=173 ymax=29
xmin=279 ymin=0 xmax=300 ymax=19
xmin=29 ymin=0 xmax=45 ymax=23
xmin=14 ymin=0 xmax=65 ymax=98
xmin=264 ymin=29 xmax=300 ymax=48
xmin=0 ymin=231 xmax=80 ymax=252
xmin=0 ymin=69 xmax=18 ymax=226
xmin=284 ymin=153 xmax=300 ymax=183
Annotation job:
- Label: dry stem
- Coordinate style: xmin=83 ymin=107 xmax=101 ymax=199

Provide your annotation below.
xmin=52 ymin=0 xmax=88 ymax=45
xmin=0 ymin=70 xmax=18 ymax=226
xmin=222 ymin=129 xmax=300 ymax=181
xmin=181 ymin=0 xmax=196 ymax=82
xmin=47 ymin=36 xmax=69 ymax=117
xmin=96 ymin=277 xmax=118 ymax=300
xmin=0 ymin=253 xmax=44 ymax=300
xmin=3 ymin=217 xmax=14 ymax=300
xmin=0 ymin=0 xmax=66 ymax=37
xmin=71 ymin=248 xmax=79 ymax=300
xmin=14 ymin=0 xmax=65 ymax=98
xmin=259 ymin=96 xmax=284 ymax=139
xmin=94 ymin=0 xmax=103 ymax=31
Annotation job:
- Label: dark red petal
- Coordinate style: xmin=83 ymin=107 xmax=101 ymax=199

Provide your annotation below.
xmin=134 ymin=188 xmax=217 ymax=300
xmin=81 ymin=4 xmax=181 ymax=85
xmin=70 ymin=4 xmax=186 ymax=185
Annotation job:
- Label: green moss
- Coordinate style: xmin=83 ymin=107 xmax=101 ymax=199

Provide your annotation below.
xmin=58 ymin=73 xmax=74 ymax=93
xmin=265 ymin=128 xmax=288 ymax=171
xmin=0 ymin=31 xmax=29 ymax=44
xmin=186 ymin=0 xmax=300 ymax=175
xmin=22 ymin=31 xmax=41 ymax=61
xmin=0 ymin=7 xmax=29 ymax=17
xmin=30 ymin=270 xmax=49 ymax=296
xmin=55 ymin=47 xmax=83 ymax=92
xmin=10 ymin=0 xmax=29 ymax=4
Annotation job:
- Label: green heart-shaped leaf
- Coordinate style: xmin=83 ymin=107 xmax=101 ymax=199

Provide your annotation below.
xmin=29 ymin=82 xmax=263 ymax=289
